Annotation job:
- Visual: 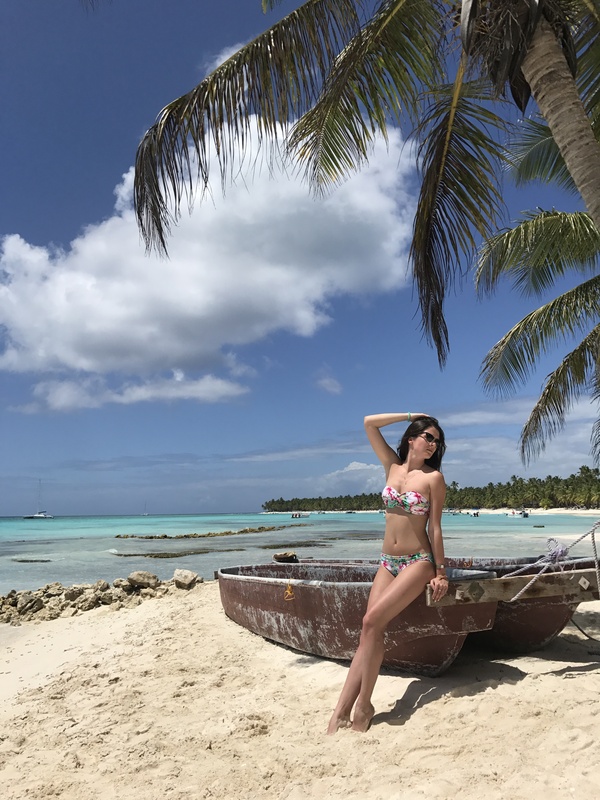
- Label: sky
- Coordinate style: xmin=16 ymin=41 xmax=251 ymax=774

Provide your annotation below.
xmin=0 ymin=0 xmax=596 ymax=516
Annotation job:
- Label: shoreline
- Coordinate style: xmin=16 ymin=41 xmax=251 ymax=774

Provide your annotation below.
xmin=261 ymin=507 xmax=600 ymax=516
xmin=452 ymin=507 xmax=600 ymax=516
xmin=2 ymin=581 xmax=600 ymax=799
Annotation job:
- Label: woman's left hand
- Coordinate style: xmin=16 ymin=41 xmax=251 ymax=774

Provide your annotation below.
xmin=429 ymin=576 xmax=449 ymax=602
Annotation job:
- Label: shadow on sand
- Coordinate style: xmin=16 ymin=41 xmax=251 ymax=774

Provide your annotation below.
xmin=372 ymin=611 xmax=600 ymax=728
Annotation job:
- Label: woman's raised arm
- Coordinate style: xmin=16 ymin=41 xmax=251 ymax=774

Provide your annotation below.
xmin=363 ymin=412 xmax=428 ymax=470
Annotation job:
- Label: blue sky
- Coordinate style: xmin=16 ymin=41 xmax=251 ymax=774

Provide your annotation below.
xmin=0 ymin=0 xmax=596 ymax=516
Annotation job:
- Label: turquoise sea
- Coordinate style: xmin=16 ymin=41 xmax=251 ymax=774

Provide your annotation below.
xmin=1 ymin=510 xmax=599 ymax=596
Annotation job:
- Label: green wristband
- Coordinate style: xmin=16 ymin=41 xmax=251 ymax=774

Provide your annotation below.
xmin=407 ymin=412 xmax=411 ymax=421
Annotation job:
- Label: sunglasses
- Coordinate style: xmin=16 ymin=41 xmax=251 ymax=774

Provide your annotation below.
xmin=419 ymin=432 xmax=441 ymax=446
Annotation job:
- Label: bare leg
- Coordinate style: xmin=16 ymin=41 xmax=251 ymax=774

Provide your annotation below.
xmin=351 ymin=561 xmax=433 ymax=732
xmin=326 ymin=632 xmax=371 ymax=733
xmin=326 ymin=567 xmax=395 ymax=734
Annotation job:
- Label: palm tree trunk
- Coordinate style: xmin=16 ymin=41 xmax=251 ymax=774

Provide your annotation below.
xmin=521 ymin=19 xmax=600 ymax=229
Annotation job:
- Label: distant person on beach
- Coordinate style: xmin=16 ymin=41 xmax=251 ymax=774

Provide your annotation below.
xmin=327 ymin=412 xmax=447 ymax=734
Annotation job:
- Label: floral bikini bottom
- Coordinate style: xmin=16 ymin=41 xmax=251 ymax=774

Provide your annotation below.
xmin=379 ymin=550 xmax=434 ymax=577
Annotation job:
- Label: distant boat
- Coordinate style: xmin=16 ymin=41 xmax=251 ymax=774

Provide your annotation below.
xmin=23 ymin=480 xmax=54 ymax=519
xmin=23 ymin=511 xmax=54 ymax=519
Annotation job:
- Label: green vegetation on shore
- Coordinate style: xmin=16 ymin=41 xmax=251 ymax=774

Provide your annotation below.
xmin=262 ymin=466 xmax=600 ymax=512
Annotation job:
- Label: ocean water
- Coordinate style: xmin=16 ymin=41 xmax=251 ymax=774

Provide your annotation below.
xmin=0 ymin=510 xmax=599 ymax=596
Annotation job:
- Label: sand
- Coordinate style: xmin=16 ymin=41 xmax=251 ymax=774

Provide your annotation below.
xmin=474 ymin=508 xmax=600 ymax=517
xmin=1 ymin=581 xmax=599 ymax=800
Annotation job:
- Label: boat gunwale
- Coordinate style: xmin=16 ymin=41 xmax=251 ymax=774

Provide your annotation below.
xmin=217 ymin=568 xmax=373 ymax=590
xmin=216 ymin=564 xmax=497 ymax=589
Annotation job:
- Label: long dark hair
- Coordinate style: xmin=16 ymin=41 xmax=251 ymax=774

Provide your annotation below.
xmin=396 ymin=416 xmax=446 ymax=470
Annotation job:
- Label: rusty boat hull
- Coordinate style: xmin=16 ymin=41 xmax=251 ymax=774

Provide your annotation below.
xmin=303 ymin=556 xmax=599 ymax=654
xmin=446 ymin=556 xmax=599 ymax=653
xmin=217 ymin=557 xmax=599 ymax=673
xmin=217 ymin=561 xmax=497 ymax=676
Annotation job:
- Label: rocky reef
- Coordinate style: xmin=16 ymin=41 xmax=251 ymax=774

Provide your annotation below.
xmin=0 ymin=568 xmax=202 ymax=625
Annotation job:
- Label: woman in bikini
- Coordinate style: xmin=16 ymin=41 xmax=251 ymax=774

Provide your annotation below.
xmin=327 ymin=411 xmax=448 ymax=734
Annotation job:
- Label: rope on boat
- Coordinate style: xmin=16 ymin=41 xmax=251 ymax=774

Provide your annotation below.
xmin=504 ymin=520 xmax=600 ymax=603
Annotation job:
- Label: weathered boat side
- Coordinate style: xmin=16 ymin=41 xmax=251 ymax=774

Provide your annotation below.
xmin=468 ymin=596 xmax=580 ymax=652
xmin=217 ymin=563 xmax=497 ymax=676
xmin=445 ymin=557 xmax=599 ymax=653
xmin=217 ymin=556 xmax=600 ymax=670
xmin=428 ymin=568 xmax=599 ymax=606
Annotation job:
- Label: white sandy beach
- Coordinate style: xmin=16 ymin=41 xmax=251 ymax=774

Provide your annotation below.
xmin=1 ymin=580 xmax=599 ymax=800
xmin=472 ymin=508 xmax=600 ymax=517
xmin=269 ymin=508 xmax=600 ymax=515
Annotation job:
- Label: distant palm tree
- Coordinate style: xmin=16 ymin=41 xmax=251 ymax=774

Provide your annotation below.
xmin=134 ymin=0 xmax=600 ymax=365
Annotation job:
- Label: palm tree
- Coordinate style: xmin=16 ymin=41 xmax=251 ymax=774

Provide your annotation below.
xmin=476 ymin=207 xmax=600 ymax=465
xmin=475 ymin=24 xmax=600 ymax=464
xmin=134 ymin=0 xmax=600 ymax=366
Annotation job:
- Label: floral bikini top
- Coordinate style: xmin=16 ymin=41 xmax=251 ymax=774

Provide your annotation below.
xmin=381 ymin=486 xmax=430 ymax=516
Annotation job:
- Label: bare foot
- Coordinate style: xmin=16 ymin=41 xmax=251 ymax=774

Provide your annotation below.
xmin=351 ymin=703 xmax=374 ymax=733
xmin=327 ymin=712 xmax=352 ymax=735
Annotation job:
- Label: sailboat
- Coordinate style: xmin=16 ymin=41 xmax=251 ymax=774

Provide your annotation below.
xmin=23 ymin=480 xmax=54 ymax=519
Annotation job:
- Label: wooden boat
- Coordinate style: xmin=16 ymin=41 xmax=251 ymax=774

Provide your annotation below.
xmin=312 ymin=555 xmax=599 ymax=653
xmin=217 ymin=561 xmax=498 ymax=676
xmin=216 ymin=556 xmax=599 ymax=675
xmin=445 ymin=556 xmax=599 ymax=653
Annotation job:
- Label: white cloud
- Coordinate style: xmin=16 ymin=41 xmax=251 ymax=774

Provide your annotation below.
xmin=444 ymin=397 xmax=598 ymax=428
xmin=316 ymin=366 xmax=342 ymax=395
xmin=223 ymin=352 xmax=257 ymax=378
xmin=442 ymin=432 xmax=594 ymax=487
xmin=293 ymin=422 xmax=595 ymax=500
xmin=203 ymin=43 xmax=247 ymax=74
xmin=0 ymin=124 xmax=416 ymax=410
xmin=269 ymin=402 xmax=598 ymax=499
xmin=228 ymin=439 xmax=367 ymax=463
xmin=17 ymin=374 xmax=248 ymax=412
xmin=317 ymin=376 xmax=342 ymax=394
xmin=438 ymin=397 xmax=597 ymax=485
xmin=316 ymin=461 xmax=384 ymax=495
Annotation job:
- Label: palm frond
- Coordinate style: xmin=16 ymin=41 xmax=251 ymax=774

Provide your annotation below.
xmin=476 ymin=209 xmax=600 ymax=296
xmin=286 ymin=0 xmax=442 ymax=191
xmin=575 ymin=0 xmax=600 ymax=125
xmin=591 ymin=417 xmax=600 ymax=464
xmin=134 ymin=0 xmax=364 ymax=253
xmin=591 ymin=351 xmax=600 ymax=462
xmin=506 ymin=117 xmax=579 ymax=192
xmin=519 ymin=323 xmax=600 ymax=463
xmin=410 ymin=67 xmax=508 ymax=365
xmin=507 ymin=4 xmax=600 ymax=188
xmin=480 ymin=274 xmax=600 ymax=395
